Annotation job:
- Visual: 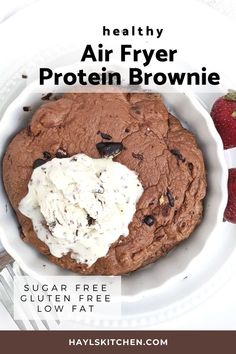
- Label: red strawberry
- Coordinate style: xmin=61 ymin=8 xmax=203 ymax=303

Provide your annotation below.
xmin=224 ymin=168 xmax=236 ymax=223
xmin=211 ymin=91 xmax=236 ymax=149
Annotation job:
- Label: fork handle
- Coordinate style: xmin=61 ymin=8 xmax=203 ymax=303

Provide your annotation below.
xmin=0 ymin=250 xmax=14 ymax=271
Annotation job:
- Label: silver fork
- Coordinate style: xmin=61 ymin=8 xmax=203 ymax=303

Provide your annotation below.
xmin=0 ymin=250 xmax=59 ymax=330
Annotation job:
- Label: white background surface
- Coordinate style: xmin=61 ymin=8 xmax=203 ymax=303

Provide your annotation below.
xmin=198 ymin=0 xmax=236 ymax=20
xmin=0 ymin=0 xmax=235 ymax=330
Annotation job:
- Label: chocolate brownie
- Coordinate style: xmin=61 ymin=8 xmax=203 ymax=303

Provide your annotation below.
xmin=3 ymin=92 xmax=206 ymax=275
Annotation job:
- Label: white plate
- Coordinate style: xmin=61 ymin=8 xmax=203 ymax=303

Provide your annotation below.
xmin=0 ymin=0 xmax=235 ymax=328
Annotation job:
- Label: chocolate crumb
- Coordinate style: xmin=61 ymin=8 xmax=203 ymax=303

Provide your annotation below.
xmin=143 ymin=215 xmax=155 ymax=226
xmin=96 ymin=142 xmax=123 ymax=158
xmin=56 ymin=148 xmax=68 ymax=158
xmin=167 ymin=188 xmax=175 ymax=207
xmin=125 ymin=128 xmax=130 ymax=133
xmin=170 ymin=148 xmax=185 ymax=162
xmin=33 ymin=159 xmax=47 ymax=169
xmin=23 ymin=106 xmax=31 ymax=112
xmin=43 ymin=151 xmax=52 ymax=160
xmin=41 ymin=93 xmax=53 ymax=101
xmin=100 ymin=132 xmax=112 ymax=140
xmin=21 ymin=74 xmax=28 ymax=79
xmin=87 ymin=214 xmax=96 ymax=226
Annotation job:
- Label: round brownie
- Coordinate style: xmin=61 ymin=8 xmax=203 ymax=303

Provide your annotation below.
xmin=3 ymin=92 xmax=206 ymax=275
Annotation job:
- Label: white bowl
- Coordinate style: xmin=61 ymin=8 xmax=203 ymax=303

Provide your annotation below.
xmin=0 ymin=78 xmax=228 ymax=326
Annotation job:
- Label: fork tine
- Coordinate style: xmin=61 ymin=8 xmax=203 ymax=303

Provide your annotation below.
xmin=0 ymin=297 xmax=19 ymax=330
xmin=4 ymin=264 xmax=48 ymax=330
xmin=0 ymin=279 xmax=33 ymax=330
xmin=2 ymin=262 xmax=60 ymax=329
xmin=11 ymin=264 xmax=60 ymax=327
xmin=0 ymin=267 xmax=46 ymax=330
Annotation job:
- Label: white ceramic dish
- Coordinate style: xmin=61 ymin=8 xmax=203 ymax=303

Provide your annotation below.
xmin=0 ymin=69 xmax=228 ymax=310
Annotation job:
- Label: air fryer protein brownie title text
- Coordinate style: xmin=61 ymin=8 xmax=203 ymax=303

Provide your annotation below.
xmin=39 ymin=25 xmax=221 ymax=87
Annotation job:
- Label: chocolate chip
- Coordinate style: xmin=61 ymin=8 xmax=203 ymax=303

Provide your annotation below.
xmin=33 ymin=159 xmax=47 ymax=169
xmin=143 ymin=215 xmax=155 ymax=226
xmin=167 ymin=188 xmax=175 ymax=207
xmin=56 ymin=148 xmax=68 ymax=158
xmin=87 ymin=214 xmax=96 ymax=226
xmin=43 ymin=151 xmax=52 ymax=160
xmin=132 ymin=152 xmax=143 ymax=161
xmin=41 ymin=93 xmax=53 ymax=101
xmin=23 ymin=106 xmax=31 ymax=112
xmin=170 ymin=149 xmax=185 ymax=162
xmin=100 ymin=132 xmax=112 ymax=140
xmin=96 ymin=142 xmax=123 ymax=157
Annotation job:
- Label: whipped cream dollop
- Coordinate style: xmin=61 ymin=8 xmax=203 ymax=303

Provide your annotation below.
xmin=19 ymin=153 xmax=143 ymax=266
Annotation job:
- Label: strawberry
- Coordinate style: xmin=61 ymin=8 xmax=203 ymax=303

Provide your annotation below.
xmin=210 ymin=91 xmax=236 ymax=149
xmin=224 ymin=168 xmax=236 ymax=223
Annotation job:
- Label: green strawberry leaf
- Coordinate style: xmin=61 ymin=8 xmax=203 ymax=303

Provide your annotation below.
xmin=224 ymin=92 xmax=236 ymax=101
